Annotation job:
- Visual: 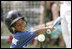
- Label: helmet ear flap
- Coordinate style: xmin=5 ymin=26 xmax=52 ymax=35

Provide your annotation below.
xmin=8 ymin=27 xmax=15 ymax=34
xmin=12 ymin=27 xmax=15 ymax=31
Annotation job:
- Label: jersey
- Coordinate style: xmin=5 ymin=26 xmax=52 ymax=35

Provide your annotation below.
xmin=10 ymin=30 xmax=36 ymax=48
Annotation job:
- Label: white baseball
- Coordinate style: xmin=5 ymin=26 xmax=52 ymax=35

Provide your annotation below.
xmin=37 ymin=34 xmax=45 ymax=42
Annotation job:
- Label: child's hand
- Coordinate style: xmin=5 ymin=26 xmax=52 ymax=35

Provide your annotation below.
xmin=48 ymin=26 xmax=55 ymax=31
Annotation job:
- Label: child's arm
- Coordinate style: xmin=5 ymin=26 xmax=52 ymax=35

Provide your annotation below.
xmin=35 ymin=27 xmax=54 ymax=36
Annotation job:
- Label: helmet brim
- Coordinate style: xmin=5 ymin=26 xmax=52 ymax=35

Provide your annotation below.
xmin=10 ymin=17 xmax=24 ymax=27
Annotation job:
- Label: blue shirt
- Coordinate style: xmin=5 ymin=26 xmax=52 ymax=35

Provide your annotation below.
xmin=10 ymin=30 xmax=36 ymax=48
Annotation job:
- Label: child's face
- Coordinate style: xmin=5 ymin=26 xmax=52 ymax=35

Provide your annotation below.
xmin=13 ymin=19 xmax=26 ymax=32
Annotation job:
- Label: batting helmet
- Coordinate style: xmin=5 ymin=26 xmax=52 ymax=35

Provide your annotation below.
xmin=5 ymin=10 xmax=26 ymax=34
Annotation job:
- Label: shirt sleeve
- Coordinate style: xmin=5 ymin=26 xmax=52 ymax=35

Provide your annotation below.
xmin=24 ymin=30 xmax=36 ymax=44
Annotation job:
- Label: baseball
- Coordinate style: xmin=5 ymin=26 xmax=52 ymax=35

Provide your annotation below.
xmin=37 ymin=34 xmax=45 ymax=42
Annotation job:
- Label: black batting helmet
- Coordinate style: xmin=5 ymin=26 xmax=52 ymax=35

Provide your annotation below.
xmin=5 ymin=10 xmax=26 ymax=34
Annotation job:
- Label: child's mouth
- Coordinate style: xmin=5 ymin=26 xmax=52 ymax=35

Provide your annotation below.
xmin=22 ymin=27 xmax=24 ymax=30
xmin=21 ymin=26 xmax=25 ymax=30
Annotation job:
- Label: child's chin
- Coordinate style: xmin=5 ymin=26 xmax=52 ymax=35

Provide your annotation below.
xmin=20 ymin=30 xmax=24 ymax=32
xmin=20 ymin=29 xmax=25 ymax=32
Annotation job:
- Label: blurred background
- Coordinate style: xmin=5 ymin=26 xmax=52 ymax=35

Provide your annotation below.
xmin=1 ymin=1 xmax=66 ymax=48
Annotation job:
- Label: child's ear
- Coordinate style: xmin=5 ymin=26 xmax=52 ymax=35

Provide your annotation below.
xmin=24 ymin=21 xmax=26 ymax=25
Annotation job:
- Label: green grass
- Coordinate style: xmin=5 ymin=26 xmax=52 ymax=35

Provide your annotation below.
xmin=1 ymin=39 xmax=11 ymax=48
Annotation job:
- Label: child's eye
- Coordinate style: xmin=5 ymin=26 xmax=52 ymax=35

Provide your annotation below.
xmin=14 ymin=21 xmax=25 ymax=26
xmin=15 ymin=24 xmax=21 ymax=26
xmin=22 ymin=21 xmax=25 ymax=23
